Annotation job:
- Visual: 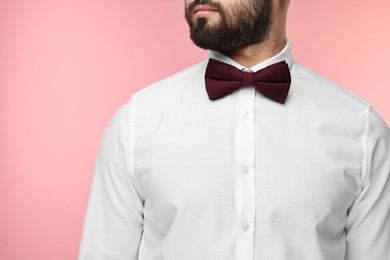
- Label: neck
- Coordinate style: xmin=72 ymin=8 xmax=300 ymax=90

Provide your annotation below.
xmin=227 ymin=35 xmax=287 ymax=68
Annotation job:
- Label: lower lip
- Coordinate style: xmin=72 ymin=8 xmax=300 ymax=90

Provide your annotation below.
xmin=194 ymin=10 xmax=219 ymax=18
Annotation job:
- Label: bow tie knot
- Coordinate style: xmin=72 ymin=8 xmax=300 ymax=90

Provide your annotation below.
xmin=242 ymin=71 xmax=255 ymax=86
xmin=204 ymin=58 xmax=292 ymax=104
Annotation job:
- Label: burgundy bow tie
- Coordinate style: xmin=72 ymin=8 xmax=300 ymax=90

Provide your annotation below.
xmin=204 ymin=58 xmax=291 ymax=104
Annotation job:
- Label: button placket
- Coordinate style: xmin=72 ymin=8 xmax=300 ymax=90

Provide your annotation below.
xmin=235 ymin=86 xmax=256 ymax=260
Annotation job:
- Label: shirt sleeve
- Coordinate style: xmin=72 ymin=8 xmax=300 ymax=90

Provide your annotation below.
xmin=345 ymin=106 xmax=390 ymax=260
xmin=78 ymin=95 xmax=144 ymax=260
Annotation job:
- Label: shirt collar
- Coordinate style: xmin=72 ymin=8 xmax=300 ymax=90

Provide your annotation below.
xmin=207 ymin=38 xmax=294 ymax=73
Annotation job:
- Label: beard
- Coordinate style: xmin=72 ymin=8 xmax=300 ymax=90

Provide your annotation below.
xmin=184 ymin=0 xmax=272 ymax=54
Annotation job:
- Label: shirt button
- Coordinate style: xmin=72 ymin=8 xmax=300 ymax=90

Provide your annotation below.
xmin=241 ymin=165 xmax=249 ymax=175
xmin=242 ymin=111 xmax=250 ymax=119
xmin=241 ymin=223 xmax=249 ymax=232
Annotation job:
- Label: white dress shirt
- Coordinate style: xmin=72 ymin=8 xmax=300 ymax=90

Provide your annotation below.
xmin=78 ymin=39 xmax=390 ymax=260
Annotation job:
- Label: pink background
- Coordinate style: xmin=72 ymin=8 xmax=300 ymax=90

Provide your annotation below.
xmin=1 ymin=1 xmax=389 ymax=259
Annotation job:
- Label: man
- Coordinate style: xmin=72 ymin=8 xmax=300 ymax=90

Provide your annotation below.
xmin=78 ymin=0 xmax=390 ymax=259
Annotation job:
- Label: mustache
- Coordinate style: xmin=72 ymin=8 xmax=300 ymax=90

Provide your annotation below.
xmin=186 ymin=0 xmax=222 ymax=14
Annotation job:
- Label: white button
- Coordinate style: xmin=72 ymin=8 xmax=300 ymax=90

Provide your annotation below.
xmin=242 ymin=111 xmax=250 ymax=119
xmin=241 ymin=223 xmax=249 ymax=232
xmin=241 ymin=165 xmax=249 ymax=175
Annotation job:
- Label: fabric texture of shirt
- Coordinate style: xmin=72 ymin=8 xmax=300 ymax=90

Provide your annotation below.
xmin=78 ymin=40 xmax=390 ymax=260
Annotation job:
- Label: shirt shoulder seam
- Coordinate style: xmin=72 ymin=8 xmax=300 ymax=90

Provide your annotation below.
xmin=360 ymin=105 xmax=372 ymax=189
xmin=126 ymin=94 xmax=146 ymax=201
xmin=128 ymin=94 xmax=136 ymax=178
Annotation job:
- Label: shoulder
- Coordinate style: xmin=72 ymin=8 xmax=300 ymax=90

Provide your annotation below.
xmin=105 ymin=59 xmax=208 ymax=131
xmin=130 ymin=59 xmax=208 ymax=103
xmin=291 ymin=61 xmax=371 ymax=111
